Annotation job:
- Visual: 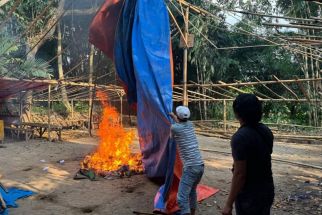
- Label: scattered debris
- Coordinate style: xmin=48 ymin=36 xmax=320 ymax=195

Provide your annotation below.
xmin=288 ymin=193 xmax=311 ymax=202
xmin=42 ymin=167 xmax=49 ymax=172
xmin=75 ymin=164 xmax=143 ymax=181
xmin=22 ymin=167 xmax=33 ymax=171
xmin=74 ymin=169 xmax=96 ymax=181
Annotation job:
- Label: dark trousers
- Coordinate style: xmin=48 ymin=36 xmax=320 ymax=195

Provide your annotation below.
xmin=235 ymin=191 xmax=274 ymax=215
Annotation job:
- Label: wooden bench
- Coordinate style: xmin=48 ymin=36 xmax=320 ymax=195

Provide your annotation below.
xmin=21 ymin=122 xmax=62 ymax=141
xmin=4 ymin=127 xmax=34 ymax=141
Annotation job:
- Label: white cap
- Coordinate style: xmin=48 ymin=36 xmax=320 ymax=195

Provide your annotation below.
xmin=176 ymin=106 xmax=191 ymax=120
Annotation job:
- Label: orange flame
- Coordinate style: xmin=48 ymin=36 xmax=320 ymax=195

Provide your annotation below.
xmin=82 ymin=91 xmax=143 ymax=173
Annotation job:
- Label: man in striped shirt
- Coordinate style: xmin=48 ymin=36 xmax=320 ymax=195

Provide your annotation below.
xmin=170 ymin=106 xmax=204 ymax=215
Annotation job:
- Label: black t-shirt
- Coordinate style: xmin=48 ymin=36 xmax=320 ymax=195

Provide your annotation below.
xmin=231 ymin=123 xmax=274 ymax=193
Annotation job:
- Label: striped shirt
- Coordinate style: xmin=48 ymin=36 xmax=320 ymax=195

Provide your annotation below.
xmin=171 ymin=121 xmax=204 ymax=167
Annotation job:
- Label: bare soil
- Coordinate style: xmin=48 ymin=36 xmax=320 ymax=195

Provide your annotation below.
xmin=0 ymin=133 xmax=321 ymax=215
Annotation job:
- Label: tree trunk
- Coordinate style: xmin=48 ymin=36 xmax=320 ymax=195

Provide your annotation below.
xmin=310 ymin=49 xmax=318 ymax=126
xmin=57 ymin=22 xmax=72 ymax=114
xmin=21 ymin=90 xmax=33 ymax=122
xmin=21 ymin=46 xmax=35 ymax=123
xmin=303 ymin=48 xmax=312 ymax=125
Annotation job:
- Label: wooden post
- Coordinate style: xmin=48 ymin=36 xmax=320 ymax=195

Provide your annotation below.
xmin=88 ymin=44 xmax=94 ymax=136
xmin=71 ymin=99 xmax=74 ymax=118
xmin=19 ymin=92 xmax=22 ymax=123
xmin=183 ymin=7 xmax=189 ymax=106
xmin=120 ymin=95 xmax=123 ymax=126
xmin=223 ymin=100 xmax=227 ymax=133
xmin=48 ymin=84 xmax=51 ymax=141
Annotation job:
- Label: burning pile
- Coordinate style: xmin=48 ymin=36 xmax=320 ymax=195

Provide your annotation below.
xmin=81 ymin=91 xmax=143 ymax=178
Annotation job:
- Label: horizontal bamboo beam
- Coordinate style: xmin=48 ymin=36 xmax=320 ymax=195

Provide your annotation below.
xmin=178 ymin=77 xmax=322 ymax=88
xmin=178 ymin=98 xmax=320 ymax=102
xmin=263 ymin=22 xmax=322 ymax=30
xmin=0 ymin=77 xmax=124 ymax=90
xmin=286 ymin=38 xmax=322 ymax=43
xmin=228 ymin=9 xmax=314 ymax=22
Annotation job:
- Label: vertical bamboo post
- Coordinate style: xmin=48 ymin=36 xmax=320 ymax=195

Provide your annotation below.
xmin=71 ymin=99 xmax=74 ymax=118
xmin=223 ymin=100 xmax=227 ymax=133
xmin=19 ymin=92 xmax=22 ymax=123
xmin=120 ymin=95 xmax=123 ymax=126
xmin=88 ymin=44 xmax=94 ymax=136
xmin=183 ymin=7 xmax=189 ymax=106
xmin=48 ymin=84 xmax=51 ymax=141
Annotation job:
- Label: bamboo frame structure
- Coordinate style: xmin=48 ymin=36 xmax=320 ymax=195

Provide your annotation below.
xmin=172 ymin=76 xmax=322 ymax=104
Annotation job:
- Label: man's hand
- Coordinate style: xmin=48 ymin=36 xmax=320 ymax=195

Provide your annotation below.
xmin=169 ymin=112 xmax=179 ymax=122
xmin=221 ymin=204 xmax=232 ymax=215
xmin=169 ymin=112 xmax=176 ymax=118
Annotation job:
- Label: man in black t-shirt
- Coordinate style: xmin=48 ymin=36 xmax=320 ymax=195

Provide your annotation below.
xmin=222 ymin=94 xmax=274 ymax=215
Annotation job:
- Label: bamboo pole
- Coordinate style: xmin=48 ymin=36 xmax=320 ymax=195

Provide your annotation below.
xmin=175 ymin=87 xmax=218 ymax=100
xmin=172 ymin=0 xmax=322 ymax=60
xmin=120 ymin=95 xmax=123 ymax=126
xmin=218 ymin=81 xmax=263 ymax=99
xmin=263 ymin=22 xmax=322 ymax=30
xmin=167 ymin=6 xmax=188 ymax=47
xmin=296 ymin=77 xmax=311 ymax=103
xmin=88 ymin=45 xmax=94 ymax=136
xmin=273 ymin=75 xmax=299 ymax=100
xmin=0 ymin=77 xmax=124 ymax=89
xmin=205 ymin=87 xmax=233 ymax=99
xmin=178 ymin=77 xmax=322 ymax=88
xmin=189 ymin=81 xmax=233 ymax=98
xmin=182 ymin=98 xmax=320 ymax=102
xmin=228 ymin=9 xmax=315 ymax=22
xmin=218 ymin=81 xmax=247 ymax=94
xmin=183 ymin=7 xmax=189 ymax=106
xmin=254 ymin=77 xmax=286 ymax=100
xmin=48 ymin=84 xmax=51 ymax=141
xmin=71 ymin=99 xmax=74 ymax=118
xmin=223 ymin=100 xmax=227 ymax=133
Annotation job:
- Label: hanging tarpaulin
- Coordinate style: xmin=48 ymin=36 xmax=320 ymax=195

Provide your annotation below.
xmin=89 ymin=0 xmax=124 ymax=60
xmin=131 ymin=0 xmax=173 ymax=178
xmin=114 ymin=0 xmax=137 ymax=106
xmin=89 ymin=0 xmax=218 ymax=213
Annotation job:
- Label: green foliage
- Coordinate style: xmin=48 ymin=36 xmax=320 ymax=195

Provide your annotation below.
xmin=52 ymin=102 xmax=68 ymax=115
xmin=74 ymin=102 xmax=89 ymax=114
xmin=0 ymin=34 xmax=52 ymax=78
xmin=262 ymin=102 xmax=310 ymax=125
xmin=0 ymin=0 xmax=57 ymax=36
xmin=169 ymin=0 xmax=318 ymax=125
xmin=31 ymin=105 xmax=47 ymax=115
xmin=210 ymin=101 xmax=235 ymax=121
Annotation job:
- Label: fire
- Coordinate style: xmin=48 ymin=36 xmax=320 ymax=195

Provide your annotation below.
xmin=81 ymin=91 xmax=143 ymax=174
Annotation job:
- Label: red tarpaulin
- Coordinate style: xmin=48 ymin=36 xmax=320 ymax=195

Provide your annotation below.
xmin=0 ymin=78 xmax=49 ymax=99
xmin=89 ymin=0 xmax=124 ymax=60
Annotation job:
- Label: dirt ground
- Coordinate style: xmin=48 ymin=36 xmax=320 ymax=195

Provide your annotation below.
xmin=0 ymin=131 xmax=321 ymax=215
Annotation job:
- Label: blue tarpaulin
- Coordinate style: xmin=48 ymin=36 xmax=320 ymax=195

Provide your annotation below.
xmin=114 ymin=0 xmax=173 ymax=178
xmin=0 ymin=187 xmax=35 ymax=215
xmin=89 ymin=0 xmax=217 ymax=213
